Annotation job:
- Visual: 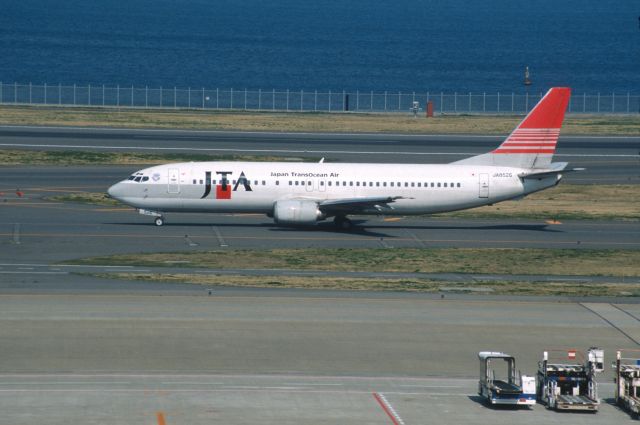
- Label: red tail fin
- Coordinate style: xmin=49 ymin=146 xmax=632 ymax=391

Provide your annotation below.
xmin=453 ymin=87 xmax=571 ymax=169
xmin=493 ymin=87 xmax=571 ymax=156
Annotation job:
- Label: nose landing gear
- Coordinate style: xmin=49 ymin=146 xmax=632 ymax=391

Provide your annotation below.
xmin=138 ymin=209 xmax=165 ymax=226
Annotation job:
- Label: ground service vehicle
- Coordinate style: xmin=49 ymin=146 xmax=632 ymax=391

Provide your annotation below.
xmin=537 ymin=348 xmax=603 ymax=411
xmin=478 ymin=351 xmax=536 ymax=406
xmin=614 ymin=349 xmax=640 ymax=418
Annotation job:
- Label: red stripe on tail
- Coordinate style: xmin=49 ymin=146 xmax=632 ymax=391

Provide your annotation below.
xmin=493 ymin=88 xmax=570 ymax=156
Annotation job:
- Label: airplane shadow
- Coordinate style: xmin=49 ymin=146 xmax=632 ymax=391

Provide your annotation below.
xmin=270 ymin=220 xmax=391 ymax=237
xmin=105 ymin=221 xmax=560 ymax=239
xmin=365 ymin=223 xmax=562 ymax=233
xmin=109 ymin=221 xmax=274 ymax=228
xmin=106 ymin=220 xmax=392 ymax=238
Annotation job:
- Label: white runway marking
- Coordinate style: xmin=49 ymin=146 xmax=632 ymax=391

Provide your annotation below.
xmin=0 ymin=143 xmax=635 ymax=157
xmin=1 ymin=124 xmax=638 ymax=139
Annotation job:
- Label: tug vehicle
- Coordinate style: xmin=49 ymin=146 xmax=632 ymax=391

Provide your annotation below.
xmin=478 ymin=351 xmax=536 ymax=406
xmin=537 ymin=348 xmax=603 ymax=411
xmin=613 ymin=349 xmax=640 ymax=418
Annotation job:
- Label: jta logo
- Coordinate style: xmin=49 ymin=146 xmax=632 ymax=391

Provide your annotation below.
xmin=201 ymin=171 xmax=252 ymax=200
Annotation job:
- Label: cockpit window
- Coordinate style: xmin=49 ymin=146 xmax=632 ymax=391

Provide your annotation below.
xmin=142 ymin=176 xmax=149 ymax=182
xmin=134 ymin=176 xmax=142 ymax=182
xmin=128 ymin=176 xmax=135 ymax=180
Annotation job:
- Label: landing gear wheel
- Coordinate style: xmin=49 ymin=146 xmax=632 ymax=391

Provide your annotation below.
xmin=333 ymin=216 xmax=353 ymax=231
xmin=154 ymin=216 xmax=165 ymax=226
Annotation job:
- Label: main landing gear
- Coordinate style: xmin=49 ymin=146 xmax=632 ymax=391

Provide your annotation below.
xmin=333 ymin=215 xmax=353 ymax=231
xmin=154 ymin=216 xmax=165 ymax=226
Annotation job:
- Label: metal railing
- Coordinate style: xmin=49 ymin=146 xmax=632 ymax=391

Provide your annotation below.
xmin=0 ymin=82 xmax=638 ymax=114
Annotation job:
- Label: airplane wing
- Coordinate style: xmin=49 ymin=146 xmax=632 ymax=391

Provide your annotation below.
xmin=318 ymin=196 xmax=405 ymax=214
xmin=518 ymin=162 xmax=585 ymax=179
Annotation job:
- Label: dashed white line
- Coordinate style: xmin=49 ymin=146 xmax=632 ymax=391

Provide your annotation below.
xmin=2 ymin=124 xmax=639 ymax=139
xmin=0 ymin=143 xmax=635 ymax=157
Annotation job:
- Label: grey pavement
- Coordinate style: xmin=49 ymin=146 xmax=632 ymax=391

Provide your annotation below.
xmin=1 ymin=125 xmax=639 ymax=183
xmin=0 ymin=294 xmax=639 ymax=424
xmin=1 ymin=126 xmax=639 ymax=424
xmin=0 ymin=373 xmax=631 ymax=425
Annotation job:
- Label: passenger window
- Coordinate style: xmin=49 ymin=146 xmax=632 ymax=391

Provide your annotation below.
xmin=328 ymin=181 xmax=332 ymax=186
xmin=369 ymin=182 xmax=373 ymax=187
xmin=383 ymin=182 xmax=387 ymax=187
xmin=320 ymin=181 xmax=324 ymax=186
xmin=356 ymin=182 xmax=360 ymax=186
xmin=295 ymin=181 xmax=299 ymax=186
xmin=308 ymin=181 xmax=312 ymax=186
xmin=411 ymin=182 xmax=415 ymax=187
xmin=376 ymin=182 xmax=380 ymax=187
xmin=417 ymin=183 xmax=421 ymax=187
xmin=457 ymin=183 xmax=461 ymax=187
xmin=404 ymin=182 xmax=408 ymax=187
xmin=437 ymin=183 xmax=441 ymax=187
xmin=444 ymin=183 xmax=448 ymax=187
xmin=349 ymin=182 xmax=353 ymax=186
xmin=262 ymin=180 xmax=266 ymax=185
xmin=276 ymin=181 xmax=279 ymax=185
xmin=431 ymin=182 xmax=435 ymax=187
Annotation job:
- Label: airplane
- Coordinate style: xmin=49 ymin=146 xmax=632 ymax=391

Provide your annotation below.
xmin=107 ymin=87 xmax=580 ymax=229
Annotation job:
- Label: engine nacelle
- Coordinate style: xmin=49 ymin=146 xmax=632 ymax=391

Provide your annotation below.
xmin=273 ymin=200 xmax=324 ymax=225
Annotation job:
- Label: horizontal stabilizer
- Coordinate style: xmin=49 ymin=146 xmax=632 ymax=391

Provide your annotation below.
xmin=518 ymin=162 xmax=585 ymax=179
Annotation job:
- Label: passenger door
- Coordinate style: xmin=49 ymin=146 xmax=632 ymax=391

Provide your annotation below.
xmin=479 ymin=173 xmax=489 ymax=198
xmin=168 ymin=168 xmax=180 ymax=194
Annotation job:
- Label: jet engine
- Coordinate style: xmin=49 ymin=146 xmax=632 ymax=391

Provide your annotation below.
xmin=273 ymin=200 xmax=324 ymax=225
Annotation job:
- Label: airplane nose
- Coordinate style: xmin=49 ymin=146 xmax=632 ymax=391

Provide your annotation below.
xmin=107 ymin=182 xmax=124 ymax=200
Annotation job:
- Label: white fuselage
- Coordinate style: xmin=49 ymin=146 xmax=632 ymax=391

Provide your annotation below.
xmin=109 ymin=161 xmax=560 ymax=217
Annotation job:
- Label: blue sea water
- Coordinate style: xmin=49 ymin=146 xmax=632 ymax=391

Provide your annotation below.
xmin=0 ymin=0 xmax=638 ymax=93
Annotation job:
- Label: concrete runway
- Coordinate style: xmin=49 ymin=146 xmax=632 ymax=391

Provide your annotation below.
xmin=2 ymin=188 xmax=640 ymax=266
xmin=1 ymin=168 xmax=639 ymax=424
xmin=1 ymin=125 xmax=639 ymax=183
xmin=1 ymin=125 xmax=639 ymax=424
xmin=1 ymin=293 xmax=639 ymax=424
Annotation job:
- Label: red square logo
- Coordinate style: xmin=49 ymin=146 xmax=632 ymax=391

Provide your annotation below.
xmin=216 ymin=185 xmax=231 ymax=199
